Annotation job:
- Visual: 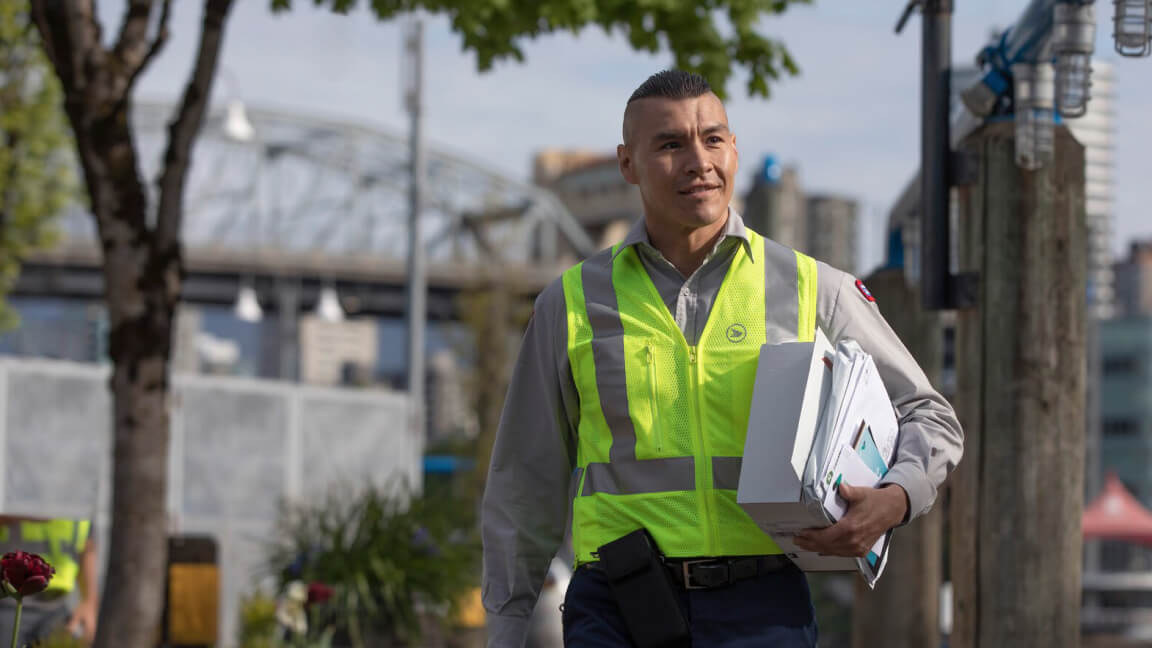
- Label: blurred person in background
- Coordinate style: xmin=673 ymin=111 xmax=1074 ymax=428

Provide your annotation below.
xmin=0 ymin=517 xmax=98 ymax=645
xmin=482 ymin=69 xmax=963 ymax=647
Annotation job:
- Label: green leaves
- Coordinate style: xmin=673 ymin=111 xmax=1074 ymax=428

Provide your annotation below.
xmin=266 ymin=482 xmax=480 ymax=646
xmin=0 ymin=0 xmax=75 ymax=330
xmin=272 ymin=0 xmax=810 ymax=99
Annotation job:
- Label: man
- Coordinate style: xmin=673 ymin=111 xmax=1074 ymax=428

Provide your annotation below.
xmin=0 ymin=517 xmax=99 ymax=645
xmin=482 ymin=70 xmax=963 ymax=647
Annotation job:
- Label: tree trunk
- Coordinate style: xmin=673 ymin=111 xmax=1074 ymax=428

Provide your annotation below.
xmin=30 ymin=2 xmax=234 ymax=646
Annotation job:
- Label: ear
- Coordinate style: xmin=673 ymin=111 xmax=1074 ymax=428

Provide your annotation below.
xmin=617 ymin=144 xmax=639 ymax=185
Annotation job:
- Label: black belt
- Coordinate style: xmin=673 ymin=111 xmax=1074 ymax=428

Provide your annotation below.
xmin=586 ymin=554 xmax=791 ymax=590
xmin=664 ymin=555 xmax=791 ymax=590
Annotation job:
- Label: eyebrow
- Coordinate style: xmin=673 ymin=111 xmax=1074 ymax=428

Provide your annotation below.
xmin=650 ymin=123 xmax=731 ymax=143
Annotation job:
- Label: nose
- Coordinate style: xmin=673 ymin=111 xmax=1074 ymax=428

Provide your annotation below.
xmin=684 ymin=140 xmax=714 ymax=178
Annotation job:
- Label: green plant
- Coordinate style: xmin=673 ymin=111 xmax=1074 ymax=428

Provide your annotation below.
xmin=266 ymin=483 xmax=480 ymax=647
xmin=238 ymin=591 xmax=279 ymax=648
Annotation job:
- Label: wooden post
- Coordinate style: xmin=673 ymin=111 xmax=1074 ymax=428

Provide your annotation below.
xmin=851 ymin=267 xmax=944 ymax=648
xmin=951 ymin=122 xmax=1086 ymax=648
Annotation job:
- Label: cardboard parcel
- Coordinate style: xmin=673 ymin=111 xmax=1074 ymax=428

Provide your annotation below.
xmin=736 ymin=328 xmax=900 ymax=588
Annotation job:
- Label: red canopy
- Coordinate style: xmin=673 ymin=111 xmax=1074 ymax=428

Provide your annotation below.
xmin=1082 ymin=473 xmax=1152 ymax=546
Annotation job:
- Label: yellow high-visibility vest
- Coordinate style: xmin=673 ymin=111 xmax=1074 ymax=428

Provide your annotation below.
xmin=0 ymin=520 xmax=90 ymax=594
xmin=562 ymin=229 xmax=817 ymax=564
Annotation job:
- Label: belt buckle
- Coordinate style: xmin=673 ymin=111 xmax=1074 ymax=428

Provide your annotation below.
xmin=680 ymin=559 xmax=714 ymax=590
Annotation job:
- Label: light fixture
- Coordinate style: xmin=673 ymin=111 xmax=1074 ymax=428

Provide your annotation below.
xmin=1113 ymin=0 xmax=1152 ymax=57
xmin=223 ymin=99 xmax=255 ymax=142
xmin=314 ymin=283 xmax=345 ymax=322
xmin=234 ymin=279 xmax=263 ymax=323
xmin=1012 ymin=62 xmax=1056 ymax=170
xmin=1053 ymin=2 xmax=1096 ymax=118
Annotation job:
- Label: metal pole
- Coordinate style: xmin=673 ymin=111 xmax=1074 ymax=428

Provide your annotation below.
xmin=921 ymin=0 xmax=954 ymax=310
xmin=405 ymin=20 xmax=427 ymax=446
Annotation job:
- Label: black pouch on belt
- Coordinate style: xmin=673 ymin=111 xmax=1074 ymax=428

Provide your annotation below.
xmin=596 ymin=529 xmax=691 ymax=648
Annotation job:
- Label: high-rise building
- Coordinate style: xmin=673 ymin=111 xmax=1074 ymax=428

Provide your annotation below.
xmin=1065 ymin=62 xmax=1117 ymax=319
xmin=741 ymin=156 xmax=806 ymax=251
xmin=806 ymin=194 xmax=857 ymax=273
xmin=743 ymin=156 xmax=858 ymax=272
xmin=1114 ymin=240 xmax=1152 ymax=318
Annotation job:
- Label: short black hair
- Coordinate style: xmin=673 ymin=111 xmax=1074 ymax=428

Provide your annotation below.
xmin=627 ymin=69 xmax=712 ymax=105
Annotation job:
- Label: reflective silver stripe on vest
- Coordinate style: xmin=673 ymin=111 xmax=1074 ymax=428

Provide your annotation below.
xmin=712 ymin=456 xmax=743 ymax=491
xmin=581 ymin=250 xmax=639 ymax=464
xmin=762 ymin=238 xmax=800 ymax=340
xmin=582 ymin=457 xmax=697 ymax=496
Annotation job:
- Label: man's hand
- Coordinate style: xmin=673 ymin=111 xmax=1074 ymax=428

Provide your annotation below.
xmin=66 ymin=603 xmax=97 ymax=644
xmin=792 ymin=483 xmax=908 ymax=557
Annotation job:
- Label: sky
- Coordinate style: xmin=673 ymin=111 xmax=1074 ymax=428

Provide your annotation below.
xmin=115 ymin=0 xmax=1152 ymax=275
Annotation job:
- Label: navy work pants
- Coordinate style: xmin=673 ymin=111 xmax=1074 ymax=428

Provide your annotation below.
xmin=562 ymin=563 xmax=818 ymax=647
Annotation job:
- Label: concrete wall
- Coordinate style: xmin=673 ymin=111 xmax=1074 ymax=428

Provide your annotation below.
xmin=0 ymin=357 xmax=417 ymax=646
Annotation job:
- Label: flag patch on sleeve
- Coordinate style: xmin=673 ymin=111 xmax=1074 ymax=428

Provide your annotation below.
xmin=855 ymin=279 xmax=876 ymax=303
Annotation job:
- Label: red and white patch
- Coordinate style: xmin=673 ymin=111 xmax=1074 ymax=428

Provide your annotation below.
xmin=855 ymin=279 xmax=876 ymax=303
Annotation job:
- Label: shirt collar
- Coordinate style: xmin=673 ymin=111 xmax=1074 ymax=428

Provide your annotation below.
xmin=612 ymin=207 xmax=755 ymax=263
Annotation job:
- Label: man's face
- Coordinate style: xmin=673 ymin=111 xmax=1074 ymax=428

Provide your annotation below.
xmin=617 ymin=93 xmax=738 ymax=231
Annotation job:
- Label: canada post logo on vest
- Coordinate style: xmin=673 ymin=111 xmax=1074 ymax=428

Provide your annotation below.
xmin=726 ymin=323 xmax=747 ymax=343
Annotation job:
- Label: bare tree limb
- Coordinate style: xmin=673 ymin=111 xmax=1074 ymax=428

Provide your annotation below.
xmin=154 ymin=0 xmax=235 ymax=250
xmin=127 ymin=0 xmax=172 ymax=93
xmin=111 ymin=0 xmax=156 ymax=75
xmin=30 ymin=0 xmax=99 ymax=98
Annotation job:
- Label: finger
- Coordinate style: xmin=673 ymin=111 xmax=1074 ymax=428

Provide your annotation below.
xmin=838 ymin=483 xmax=868 ymax=503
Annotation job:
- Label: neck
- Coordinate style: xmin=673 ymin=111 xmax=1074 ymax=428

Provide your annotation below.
xmin=645 ymin=211 xmax=729 ymax=277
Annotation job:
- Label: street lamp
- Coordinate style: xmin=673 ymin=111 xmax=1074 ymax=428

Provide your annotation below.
xmin=314 ymin=283 xmax=345 ymax=322
xmin=234 ymin=279 xmax=263 ymax=323
xmin=218 ymin=68 xmax=255 ymax=142
xmin=1113 ymin=0 xmax=1152 ymax=56
xmin=1053 ymin=2 xmax=1097 ymax=118
xmin=223 ymin=100 xmax=255 ymax=143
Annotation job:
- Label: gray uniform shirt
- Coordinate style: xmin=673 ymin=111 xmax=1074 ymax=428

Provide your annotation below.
xmin=481 ymin=210 xmax=964 ymax=648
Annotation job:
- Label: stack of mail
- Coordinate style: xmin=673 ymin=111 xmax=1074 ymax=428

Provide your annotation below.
xmin=802 ymin=338 xmax=899 ymax=585
xmin=737 ymin=328 xmax=900 ymax=587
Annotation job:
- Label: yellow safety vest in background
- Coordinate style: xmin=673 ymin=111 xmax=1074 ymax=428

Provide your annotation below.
xmin=562 ymin=229 xmax=818 ymax=565
xmin=0 ymin=520 xmax=90 ymax=594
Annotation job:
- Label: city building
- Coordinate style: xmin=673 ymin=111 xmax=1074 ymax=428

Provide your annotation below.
xmin=741 ymin=156 xmax=806 ymax=251
xmin=298 ymin=315 xmax=378 ymax=386
xmin=1065 ymin=62 xmax=1118 ymax=320
xmin=805 ymin=193 xmax=857 ymax=273
xmin=742 ymin=155 xmax=858 ymax=273
xmin=1115 ymin=240 xmax=1152 ymax=318
xmin=533 ymin=149 xmax=641 ymax=250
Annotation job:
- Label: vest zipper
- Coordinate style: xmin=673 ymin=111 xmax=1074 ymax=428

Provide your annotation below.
xmin=688 ymin=344 xmax=717 ymax=554
xmin=646 ymin=344 xmax=661 ymax=454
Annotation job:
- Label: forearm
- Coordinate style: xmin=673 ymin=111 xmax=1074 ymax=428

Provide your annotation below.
xmin=481 ymin=281 xmax=579 ymax=647
xmin=821 ymin=270 xmax=964 ymax=521
xmin=78 ymin=540 xmax=98 ymax=610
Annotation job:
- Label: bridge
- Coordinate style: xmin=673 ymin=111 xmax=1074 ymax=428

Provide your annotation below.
xmin=14 ymin=101 xmax=597 ymax=322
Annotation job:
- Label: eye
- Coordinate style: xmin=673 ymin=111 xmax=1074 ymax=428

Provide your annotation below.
xmin=707 ymin=135 xmax=724 ymax=144
xmin=660 ymin=141 xmax=680 ymax=150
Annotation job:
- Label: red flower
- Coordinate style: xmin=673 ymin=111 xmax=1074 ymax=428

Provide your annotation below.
xmin=306 ymin=582 xmax=334 ymax=606
xmin=1 ymin=552 xmax=54 ymax=598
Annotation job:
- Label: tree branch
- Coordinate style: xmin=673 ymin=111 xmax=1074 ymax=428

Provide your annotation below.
xmin=154 ymin=0 xmax=235 ymax=251
xmin=111 ymin=0 xmax=156 ymax=77
xmin=30 ymin=0 xmax=100 ymax=99
xmin=126 ymin=0 xmax=173 ymax=92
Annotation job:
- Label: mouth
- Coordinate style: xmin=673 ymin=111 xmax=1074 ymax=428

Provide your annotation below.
xmin=679 ymin=184 xmax=722 ymax=197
